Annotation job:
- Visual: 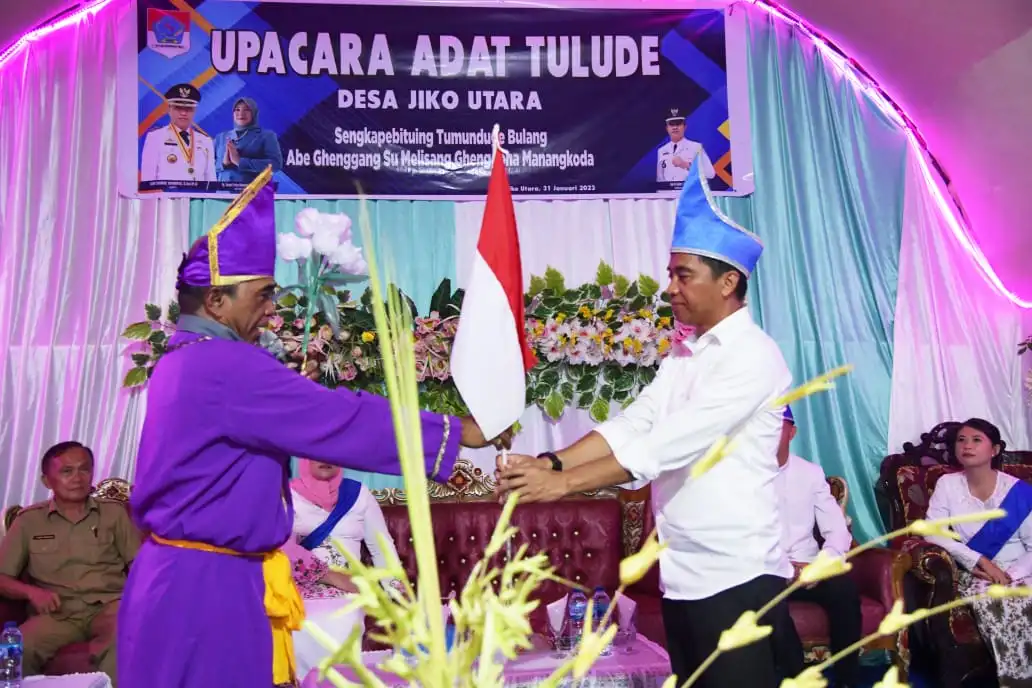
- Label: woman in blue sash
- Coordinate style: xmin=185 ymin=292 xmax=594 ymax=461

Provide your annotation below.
xmin=286 ymin=459 xmax=402 ymax=677
xmin=924 ymin=418 xmax=1032 ymax=685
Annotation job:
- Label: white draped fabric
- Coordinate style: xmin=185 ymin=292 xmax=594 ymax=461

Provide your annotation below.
xmin=888 ymin=146 xmax=1031 ymax=450
xmin=0 ymin=2 xmax=190 ymax=508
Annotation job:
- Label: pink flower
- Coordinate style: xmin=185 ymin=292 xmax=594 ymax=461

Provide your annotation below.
xmin=672 ymin=323 xmax=696 ymax=357
xmin=266 ymin=315 xmax=284 ymax=331
xmin=340 ymin=363 xmax=358 ymax=381
xmin=293 ymin=318 xmax=305 ymax=329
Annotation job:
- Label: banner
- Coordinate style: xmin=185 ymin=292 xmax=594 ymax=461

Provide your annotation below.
xmin=118 ymin=1 xmax=753 ymax=200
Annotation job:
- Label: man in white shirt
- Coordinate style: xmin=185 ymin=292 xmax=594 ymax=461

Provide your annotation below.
xmin=656 ymin=107 xmax=706 ymax=183
xmin=140 ymin=83 xmax=217 ymax=185
xmin=498 ymin=154 xmax=795 ymax=687
xmin=771 ymin=406 xmax=862 ymax=688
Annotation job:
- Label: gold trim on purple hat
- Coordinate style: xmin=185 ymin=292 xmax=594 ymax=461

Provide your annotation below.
xmin=208 ymin=166 xmax=275 ymax=286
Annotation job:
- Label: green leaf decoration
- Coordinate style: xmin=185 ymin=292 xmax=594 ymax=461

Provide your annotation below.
xmin=528 ymin=275 xmax=546 ymax=297
xmin=429 ymin=279 xmax=452 ymax=316
xmin=542 ymin=391 xmax=565 ymax=420
xmin=318 ymin=293 xmax=341 ymax=336
xmin=324 ymin=272 xmax=367 ymax=286
xmin=121 ymin=322 xmax=153 ymax=340
xmin=543 ymin=267 xmax=565 ymax=293
xmin=559 ymin=382 xmax=574 ymax=402
xmin=539 ymin=368 xmax=560 ymax=388
xmin=121 ymin=264 xmax=675 ymax=417
xmin=613 ymin=275 xmax=630 ymax=298
xmin=589 ymin=398 xmax=610 ymax=423
xmin=123 ymin=367 xmax=148 ymax=388
xmin=638 ymin=274 xmax=660 ymax=299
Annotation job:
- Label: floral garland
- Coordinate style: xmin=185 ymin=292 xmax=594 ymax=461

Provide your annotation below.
xmin=121 ymin=261 xmax=674 ymax=422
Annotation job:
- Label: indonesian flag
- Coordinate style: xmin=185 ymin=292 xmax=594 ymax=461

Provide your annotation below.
xmin=450 ymin=144 xmax=537 ymax=441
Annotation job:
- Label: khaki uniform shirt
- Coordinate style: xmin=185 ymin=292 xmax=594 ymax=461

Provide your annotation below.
xmin=0 ymin=497 xmax=140 ymax=613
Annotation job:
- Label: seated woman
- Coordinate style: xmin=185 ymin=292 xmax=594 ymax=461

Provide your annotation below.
xmin=287 ymin=459 xmax=403 ymax=677
xmin=924 ymin=417 xmax=1032 ymax=686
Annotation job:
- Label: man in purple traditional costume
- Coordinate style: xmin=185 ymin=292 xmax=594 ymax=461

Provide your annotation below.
xmin=117 ymin=167 xmax=507 ymax=688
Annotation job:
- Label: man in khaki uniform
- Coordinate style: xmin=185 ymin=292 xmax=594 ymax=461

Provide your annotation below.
xmin=0 ymin=442 xmax=139 ymax=685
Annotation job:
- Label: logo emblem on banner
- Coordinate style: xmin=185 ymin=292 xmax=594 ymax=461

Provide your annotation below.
xmin=146 ymin=9 xmax=191 ymax=59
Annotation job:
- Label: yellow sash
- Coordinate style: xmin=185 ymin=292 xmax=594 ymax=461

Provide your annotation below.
xmin=151 ymin=534 xmax=305 ymax=684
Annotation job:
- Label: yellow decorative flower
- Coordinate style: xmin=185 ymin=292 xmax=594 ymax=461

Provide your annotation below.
xmin=690 ymin=436 xmax=738 ymax=479
xmin=620 ymin=530 xmax=666 ymax=586
xmin=360 ymin=331 xmax=375 ymax=343
xmin=658 ymin=316 xmax=671 ymax=327
xmin=572 ymin=621 xmax=619 ymax=678
xmin=638 ymin=308 xmax=652 ymax=319
xmin=799 ymin=551 xmax=852 ymax=585
xmin=657 ymin=339 xmax=671 ymax=355
xmin=555 ymin=313 xmax=566 ymax=323
xmin=603 ymin=309 xmax=614 ymax=321
xmin=874 ymin=666 xmax=908 ymax=687
xmin=905 ymin=519 xmax=960 ymax=540
xmin=717 ymin=610 xmax=772 ymax=651
xmin=877 ymin=599 xmax=925 ymax=636
xmin=780 ymin=667 xmax=829 ymax=688
xmin=772 ymin=365 xmax=854 ymax=408
xmin=987 ymin=584 xmax=1032 ymax=599
xmin=578 ymin=305 xmax=593 ymax=318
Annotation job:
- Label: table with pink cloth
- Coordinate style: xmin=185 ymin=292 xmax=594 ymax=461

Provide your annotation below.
xmin=301 ymin=634 xmax=671 ymax=688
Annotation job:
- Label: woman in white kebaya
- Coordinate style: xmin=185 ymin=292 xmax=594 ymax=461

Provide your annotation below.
xmin=286 ymin=459 xmax=402 ymax=677
xmin=924 ymin=418 xmax=1032 ymax=686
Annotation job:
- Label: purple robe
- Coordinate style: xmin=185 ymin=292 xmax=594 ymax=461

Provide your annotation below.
xmin=117 ymin=331 xmax=460 ymax=688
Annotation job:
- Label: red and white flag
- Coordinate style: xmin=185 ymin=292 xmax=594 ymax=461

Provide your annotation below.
xmin=450 ymin=134 xmax=537 ymax=441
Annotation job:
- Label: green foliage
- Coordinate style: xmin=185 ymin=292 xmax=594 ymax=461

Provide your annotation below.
xmin=120 ymin=265 xmax=676 ymax=421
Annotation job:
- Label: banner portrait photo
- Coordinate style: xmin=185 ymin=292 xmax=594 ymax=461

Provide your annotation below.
xmin=117 ymin=0 xmax=753 ymax=200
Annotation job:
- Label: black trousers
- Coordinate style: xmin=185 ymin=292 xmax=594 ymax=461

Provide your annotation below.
xmin=661 ymin=575 xmax=793 ymax=688
xmin=770 ymin=574 xmax=864 ymax=686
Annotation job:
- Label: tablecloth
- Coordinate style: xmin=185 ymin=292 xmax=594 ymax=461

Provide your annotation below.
xmin=302 ymin=634 xmax=671 ymax=687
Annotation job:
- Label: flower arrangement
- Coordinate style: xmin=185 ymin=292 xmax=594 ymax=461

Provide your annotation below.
xmin=275 ymin=207 xmax=368 ymax=368
xmin=1019 ymin=336 xmax=1032 ymax=404
xmin=121 ymin=262 xmax=673 ymax=423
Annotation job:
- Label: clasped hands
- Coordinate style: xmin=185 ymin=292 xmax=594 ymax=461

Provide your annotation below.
xmin=974 ymin=556 xmax=1012 ymax=585
xmin=493 ymin=453 xmax=568 ymax=503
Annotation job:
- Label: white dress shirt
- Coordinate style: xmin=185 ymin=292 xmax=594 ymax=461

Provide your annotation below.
xmin=925 ymin=471 xmax=1032 ymax=580
xmin=291 ymin=485 xmax=399 ymax=569
xmin=140 ymin=124 xmax=216 ymax=183
xmin=595 ymin=308 xmax=794 ymax=600
xmin=656 ymin=138 xmax=708 ymax=182
xmin=775 ymin=454 xmax=852 ymax=563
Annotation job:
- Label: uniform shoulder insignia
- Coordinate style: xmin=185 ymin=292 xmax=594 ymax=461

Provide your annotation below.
xmin=9 ymin=501 xmax=48 ymax=523
xmin=20 ymin=500 xmax=49 ymax=513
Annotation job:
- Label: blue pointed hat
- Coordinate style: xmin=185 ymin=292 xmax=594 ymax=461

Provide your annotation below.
xmin=671 ymin=154 xmax=763 ymax=276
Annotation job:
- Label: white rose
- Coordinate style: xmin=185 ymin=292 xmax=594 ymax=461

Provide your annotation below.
xmin=311 ymin=226 xmax=341 ymax=256
xmin=277 ymin=233 xmax=308 ymax=261
xmin=328 ymin=242 xmax=368 ymax=275
xmin=295 ymin=208 xmax=321 ymax=238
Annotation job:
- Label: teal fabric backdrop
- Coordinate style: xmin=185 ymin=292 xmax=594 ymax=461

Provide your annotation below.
xmin=188 ymin=199 xmax=456 ymax=489
xmin=715 ymin=14 xmax=907 ymax=541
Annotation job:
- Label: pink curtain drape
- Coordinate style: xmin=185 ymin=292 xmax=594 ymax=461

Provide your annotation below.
xmin=0 ymin=2 xmax=189 ymax=510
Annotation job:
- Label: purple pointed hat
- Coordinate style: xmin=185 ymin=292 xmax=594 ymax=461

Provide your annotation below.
xmin=177 ymin=167 xmax=276 ymax=288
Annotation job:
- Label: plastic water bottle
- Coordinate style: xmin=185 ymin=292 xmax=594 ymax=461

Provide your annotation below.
xmin=567 ymin=590 xmax=588 ymax=646
xmin=592 ymin=587 xmax=613 ymax=656
xmin=0 ymin=622 xmax=23 ymax=688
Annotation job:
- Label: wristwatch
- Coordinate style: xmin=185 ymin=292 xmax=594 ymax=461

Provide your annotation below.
xmin=537 ymin=452 xmax=563 ymax=472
